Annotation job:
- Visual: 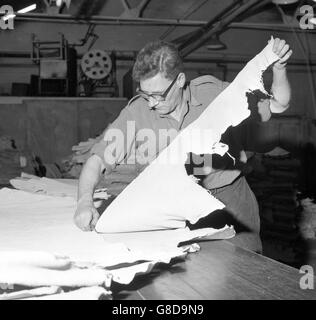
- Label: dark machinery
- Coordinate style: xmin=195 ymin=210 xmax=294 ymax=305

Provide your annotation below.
xmin=79 ymin=49 xmax=118 ymax=97
xmin=31 ymin=33 xmax=77 ymax=96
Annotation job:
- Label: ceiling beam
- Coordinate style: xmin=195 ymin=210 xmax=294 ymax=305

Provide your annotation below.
xmin=171 ymin=0 xmax=243 ymax=45
xmin=174 ymin=0 xmax=243 ymax=46
xmin=178 ymin=0 xmax=271 ymax=57
xmin=12 ymin=12 xmax=316 ymax=34
xmin=119 ymin=0 xmax=151 ymax=18
xmin=14 ymin=12 xmax=205 ymax=26
xmin=234 ymin=1 xmax=275 ymax=22
xmin=73 ymin=0 xmax=107 ymax=19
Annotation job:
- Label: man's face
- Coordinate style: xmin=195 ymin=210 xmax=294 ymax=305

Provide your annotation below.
xmin=139 ymin=72 xmax=183 ymax=116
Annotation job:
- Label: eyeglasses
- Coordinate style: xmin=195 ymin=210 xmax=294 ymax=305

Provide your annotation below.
xmin=136 ymin=74 xmax=179 ymax=102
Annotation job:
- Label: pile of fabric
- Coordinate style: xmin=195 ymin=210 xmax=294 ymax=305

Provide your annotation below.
xmin=298 ymin=198 xmax=316 ymax=240
xmin=0 ymin=186 xmax=234 ymax=300
xmin=0 ymin=136 xmax=34 ymax=184
xmin=0 ymin=251 xmax=113 ymax=300
xmin=54 ymin=134 xmax=140 ymax=198
xmin=61 ymin=135 xmax=103 ymax=179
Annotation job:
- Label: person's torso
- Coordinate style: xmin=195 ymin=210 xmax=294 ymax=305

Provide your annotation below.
xmin=128 ymin=75 xmax=246 ymax=188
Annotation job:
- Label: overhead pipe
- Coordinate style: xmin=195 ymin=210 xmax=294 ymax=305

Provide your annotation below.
xmin=178 ymin=0 xmax=271 ymax=57
xmin=11 ymin=12 xmax=316 ymax=33
xmin=0 ymin=50 xmax=315 ymax=67
xmin=229 ymin=22 xmax=316 ymax=32
xmin=14 ymin=13 xmax=205 ymax=26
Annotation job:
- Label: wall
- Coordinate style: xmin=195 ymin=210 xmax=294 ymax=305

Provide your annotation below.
xmin=0 ymin=18 xmax=316 ymax=155
xmin=1 ymin=20 xmax=315 ymax=110
xmin=0 ymin=97 xmax=127 ymax=163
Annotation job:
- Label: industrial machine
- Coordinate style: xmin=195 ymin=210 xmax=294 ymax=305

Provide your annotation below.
xmin=79 ymin=49 xmax=118 ymax=97
xmin=31 ymin=33 xmax=77 ymax=96
xmin=30 ymin=29 xmax=118 ymax=97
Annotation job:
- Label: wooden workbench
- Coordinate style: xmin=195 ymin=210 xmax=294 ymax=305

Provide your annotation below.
xmin=114 ymin=240 xmax=316 ymax=300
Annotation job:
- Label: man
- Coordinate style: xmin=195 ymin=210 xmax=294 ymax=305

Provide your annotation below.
xmin=74 ymin=38 xmax=292 ymax=253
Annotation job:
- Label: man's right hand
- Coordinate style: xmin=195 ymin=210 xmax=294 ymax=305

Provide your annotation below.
xmin=74 ymin=155 xmax=104 ymax=231
xmin=74 ymin=199 xmax=100 ymax=231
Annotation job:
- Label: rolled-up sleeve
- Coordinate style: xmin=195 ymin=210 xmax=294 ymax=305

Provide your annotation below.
xmin=90 ymin=104 xmax=137 ymax=174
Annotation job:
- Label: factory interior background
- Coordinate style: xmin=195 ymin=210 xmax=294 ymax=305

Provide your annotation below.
xmin=1 ymin=0 xmax=316 ymax=272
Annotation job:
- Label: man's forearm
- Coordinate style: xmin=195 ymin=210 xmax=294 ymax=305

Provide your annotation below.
xmin=77 ymin=155 xmax=104 ymax=202
xmin=270 ymin=67 xmax=291 ymax=113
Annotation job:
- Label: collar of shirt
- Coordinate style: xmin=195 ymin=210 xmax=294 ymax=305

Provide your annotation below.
xmin=187 ymin=82 xmax=203 ymax=108
xmin=157 ymin=82 xmax=203 ymax=127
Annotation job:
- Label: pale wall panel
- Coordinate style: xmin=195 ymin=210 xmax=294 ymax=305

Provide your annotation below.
xmin=25 ymin=99 xmax=78 ymax=163
xmin=0 ymin=103 xmax=27 ymax=150
xmin=77 ymin=98 xmax=127 ymax=142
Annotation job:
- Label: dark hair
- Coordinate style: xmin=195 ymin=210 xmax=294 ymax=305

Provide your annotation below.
xmin=132 ymin=40 xmax=184 ymax=82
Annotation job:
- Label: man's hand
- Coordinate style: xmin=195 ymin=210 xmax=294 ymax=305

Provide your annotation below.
xmin=257 ymin=98 xmax=271 ymax=122
xmin=267 ymin=37 xmax=292 ymax=113
xmin=74 ymin=196 xmax=100 ymax=231
xmin=74 ymin=155 xmax=104 ymax=231
xmin=271 ymin=37 xmax=293 ymax=70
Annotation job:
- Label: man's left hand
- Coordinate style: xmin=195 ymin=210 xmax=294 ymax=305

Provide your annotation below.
xmin=272 ymin=37 xmax=293 ymax=70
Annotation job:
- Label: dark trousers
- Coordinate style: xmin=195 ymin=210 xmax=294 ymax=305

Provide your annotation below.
xmin=189 ymin=176 xmax=262 ymax=253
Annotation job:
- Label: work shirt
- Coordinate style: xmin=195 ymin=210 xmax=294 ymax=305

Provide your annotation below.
xmin=90 ymin=75 xmax=263 ymax=190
